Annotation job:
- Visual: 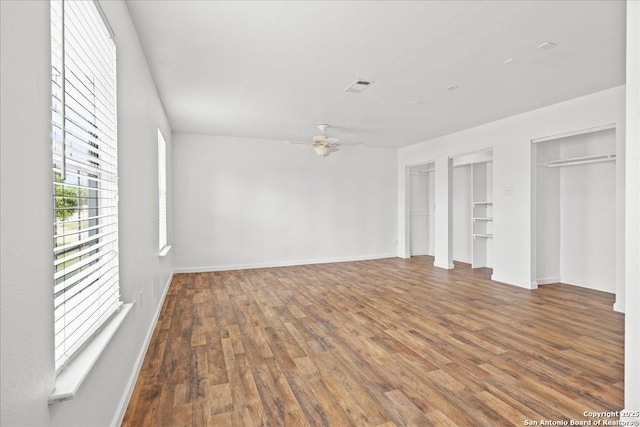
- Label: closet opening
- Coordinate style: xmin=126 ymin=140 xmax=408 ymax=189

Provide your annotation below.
xmin=533 ymin=125 xmax=616 ymax=292
xmin=450 ymin=149 xmax=493 ymax=270
xmin=407 ymin=162 xmax=435 ymax=257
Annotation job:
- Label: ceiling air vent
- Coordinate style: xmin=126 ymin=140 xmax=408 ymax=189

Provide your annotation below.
xmin=343 ymin=79 xmax=375 ymax=93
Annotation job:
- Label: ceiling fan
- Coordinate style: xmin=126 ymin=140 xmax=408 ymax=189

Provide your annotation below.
xmin=286 ymin=124 xmax=362 ymax=157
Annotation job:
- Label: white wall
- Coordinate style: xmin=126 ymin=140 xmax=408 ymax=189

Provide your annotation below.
xmin=398 ymin=85 xmax=625 ymax=292
xmin=427 ymin=171 xmax=436 ymax=255
xmin=560 ymin=161 xmax=615 ymax=292
xmin=0 ymin=1 xmax=174 ymax=426
xmin=625 ymin=0 xmax=640 ymax=416
xmin=172 ymin=133 xmax=397 ymax=271
xmin=1 ymin=2 xmax=55 ymax=424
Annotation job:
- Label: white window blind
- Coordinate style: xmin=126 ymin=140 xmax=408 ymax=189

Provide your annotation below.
xmin=51 ymin=0 xmax=120 ymax=373
xmin=158 ymin=129 xmax=168 ymax=252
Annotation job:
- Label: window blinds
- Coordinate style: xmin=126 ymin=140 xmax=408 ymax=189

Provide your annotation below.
xmin=158 ymin=129 xmax=167 ymax=252
xmin=51 ymin=0 xmax=120 ymax=372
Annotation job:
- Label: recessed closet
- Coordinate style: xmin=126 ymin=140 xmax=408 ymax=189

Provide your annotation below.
xmin=451 ymin=150 xmax=493 ymax=268
xmin=409 ymin=163 xmax=435 ymax=256
xmin=534 ymin=127 xmax=616 ymax=292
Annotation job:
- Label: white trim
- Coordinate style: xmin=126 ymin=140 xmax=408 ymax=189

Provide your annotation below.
xmin=536 ymin=276 xmax=561 ymax=285
xmin=49 ymin=303 xmax=133 ymax=404
xmin=92 ymin=0 xmax=115 ymax=40
xmin=491 ymin=274 xmax=536 ymax=289
xmin=111 ymin=272 xmax=174 ymax=427
xmin=559 ymin=278 xmax=616 ymax=294
xmin=159 ymin=245 xmax=172 ymax=257
xmin=531 ymin=123 xmax=615 ymax=143
xmin=409 ymin=251 xmax=432 ymax=256
xmin=451 ymin=153 xmax=493 ymax=168
xmin=433 ymin=261 xmax=454 ymax=270
xmin=173 ymin=254 xmax=397 ymax=273
xmin=613 ymin=301 xmax=625 ymax=313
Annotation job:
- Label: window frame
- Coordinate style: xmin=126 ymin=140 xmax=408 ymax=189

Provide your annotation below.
xmin=50 ymin=0 xmax=124 ymax=380
xmin=158 ymin=128 xmax=170 ymax=256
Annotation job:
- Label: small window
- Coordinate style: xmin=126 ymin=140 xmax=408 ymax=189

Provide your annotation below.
xmin=158 ymin=129 xmax=169 ymax=254
xmin=51 ymin=0 xmax=120 ymax=372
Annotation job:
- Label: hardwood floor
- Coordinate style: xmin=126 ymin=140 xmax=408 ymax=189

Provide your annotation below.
xmin=122 ymin=257 xmax=624 ymax=426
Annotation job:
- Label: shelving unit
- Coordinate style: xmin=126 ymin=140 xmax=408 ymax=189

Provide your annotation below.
xmin=472 ymin=202 xmax=493 ymax=239
xmin=471 ymin=161 xmax=493 ymax=268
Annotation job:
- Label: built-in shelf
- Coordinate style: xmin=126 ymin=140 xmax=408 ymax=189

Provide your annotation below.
xmin=471 ymin=159 xmax=493 ymax=268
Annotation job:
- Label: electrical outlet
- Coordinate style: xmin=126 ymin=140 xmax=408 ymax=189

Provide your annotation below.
xmin=139 ymin=291 xmax=144 ymax=307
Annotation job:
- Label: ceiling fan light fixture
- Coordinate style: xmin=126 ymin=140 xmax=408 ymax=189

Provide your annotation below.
xmin=314 ymin=145 xmax=332 ymax=157
xmin=313 ymin=135 xmax=328 ymax=143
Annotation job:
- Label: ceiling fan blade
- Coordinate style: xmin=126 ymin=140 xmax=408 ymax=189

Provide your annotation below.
xmin=286 ymin=141 xmax=311 ymax=145
xmin=329 ymin=147 xmax=340 ymax=152
xmin=335 ymin=141 xmax=364 ymax=146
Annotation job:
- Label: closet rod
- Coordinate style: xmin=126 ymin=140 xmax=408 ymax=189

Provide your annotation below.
xmin=545 ymin=153 xmax=616 ymax=168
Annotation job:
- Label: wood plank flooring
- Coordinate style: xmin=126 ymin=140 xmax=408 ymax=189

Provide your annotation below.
xmin=122 ymin=257 xmax=624 ymax=426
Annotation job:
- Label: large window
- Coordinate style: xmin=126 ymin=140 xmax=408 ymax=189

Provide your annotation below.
xmin=158 ymin=129 xmax=168 ymax=254
xmin=51 ymin=0 xmax=120 ymax=372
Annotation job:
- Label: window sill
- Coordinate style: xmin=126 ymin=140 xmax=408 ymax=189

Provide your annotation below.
xmin=48 ymin=303 xmax=133 ymax=404
xmin=159 ymin=245 xmax=172 ymax=257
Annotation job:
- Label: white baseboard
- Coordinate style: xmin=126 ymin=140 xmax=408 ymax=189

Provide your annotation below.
xmin=490 ymin=274 xmax=536 ymax=289
xmin=560 ymin=278 xmax=615 ymax=294
xmin=433 ymin=261 xmax=454 ymax=270
xmin=536 ymin=276 xmax=561 ymax=285
xmin=111 ymin=271 xmax=174 ymax=427
xmin=613 ymin=301 xmax=625 ymax=313
xmin=409 ymin=251 xmax=430 ymax=256
xmin=173 ymin=253 xmax=397 ymax=273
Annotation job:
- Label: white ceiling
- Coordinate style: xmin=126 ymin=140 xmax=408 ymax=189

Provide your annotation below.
xmin=125 ymin=1 xmax=625 ymax=149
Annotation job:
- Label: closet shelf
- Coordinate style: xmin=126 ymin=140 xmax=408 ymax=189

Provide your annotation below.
xmin=473 ymin=201 xmax=493 ymax=206
xmin=543 ymin=153 xmax=616 ymax=168
xmin=473 ymin=233 xmax=493 ymax=238
xmin=473 ymin=217 xmax=493 ymax=221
